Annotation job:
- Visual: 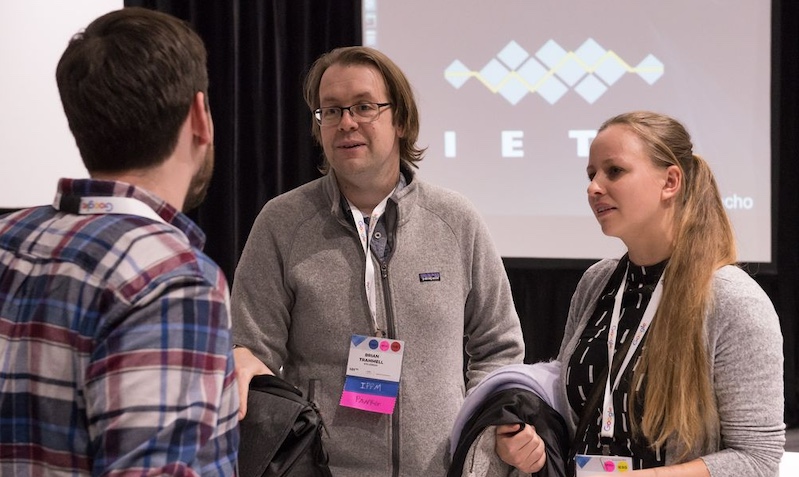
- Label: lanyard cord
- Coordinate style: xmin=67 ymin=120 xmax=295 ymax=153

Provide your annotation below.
xmin=348 ymin=195 xmax=392 ymax=337
xmin=600 ymin=263 xmax=664 ymax=440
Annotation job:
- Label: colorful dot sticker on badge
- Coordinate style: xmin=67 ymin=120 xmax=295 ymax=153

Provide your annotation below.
xmin=574 ymin=454 xmax=632 ymax=475
xmin=575 ymin=455 xmax=591 ymax=468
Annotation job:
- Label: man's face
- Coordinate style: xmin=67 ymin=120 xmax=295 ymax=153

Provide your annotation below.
xmin=318 ymin=63 xmax=403 ymax=188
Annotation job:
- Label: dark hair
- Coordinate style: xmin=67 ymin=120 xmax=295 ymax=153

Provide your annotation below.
xmin=303 ymin=46 xmax=426 ymax=173
xmin=56 ymin=7 xmax=208 ymax=173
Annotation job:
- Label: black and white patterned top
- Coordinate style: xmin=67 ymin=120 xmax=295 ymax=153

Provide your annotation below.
xmin=566 ymin=254 xmax=668 ymax=470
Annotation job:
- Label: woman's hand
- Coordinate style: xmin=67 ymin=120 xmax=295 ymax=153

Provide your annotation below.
xmin=495 ymin=423 xmax=547 ymax=473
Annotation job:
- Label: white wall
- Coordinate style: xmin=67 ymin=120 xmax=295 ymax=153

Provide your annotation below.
xmin=0 ymin=0 xmax=123 ymax=208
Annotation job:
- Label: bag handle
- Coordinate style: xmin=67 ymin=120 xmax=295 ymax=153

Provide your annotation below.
xmin=250 ymin=374 xmax=303 ymax=397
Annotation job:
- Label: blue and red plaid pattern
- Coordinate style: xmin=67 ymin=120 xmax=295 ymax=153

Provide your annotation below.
xmin=0 ymin=179 xmax=239 ymax=476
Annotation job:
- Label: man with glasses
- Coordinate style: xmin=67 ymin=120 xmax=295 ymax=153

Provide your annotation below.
xmin=231 ymin=46 xmax=525 ymax=476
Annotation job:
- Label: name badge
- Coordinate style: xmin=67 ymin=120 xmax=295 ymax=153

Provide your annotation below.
xmin=575 ymin=454 xmax=633 ymax=475
xmin=340 ymin=334 xmax=405 ymax=414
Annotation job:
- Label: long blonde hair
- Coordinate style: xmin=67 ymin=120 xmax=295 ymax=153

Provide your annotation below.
xmin=599 ymin=111 xmax=737 ymax=457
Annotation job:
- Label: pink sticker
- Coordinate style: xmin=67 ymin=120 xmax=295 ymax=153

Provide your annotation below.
xmin=340 ymin=391 xmax=396 ymax=414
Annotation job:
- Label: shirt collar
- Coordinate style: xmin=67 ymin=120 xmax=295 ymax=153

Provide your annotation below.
xmin=54 ymin=178 xmax=207 ymax=249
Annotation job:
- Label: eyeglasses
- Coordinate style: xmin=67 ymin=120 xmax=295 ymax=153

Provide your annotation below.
xmin=313 ymin=102 xmax=392 ymax=126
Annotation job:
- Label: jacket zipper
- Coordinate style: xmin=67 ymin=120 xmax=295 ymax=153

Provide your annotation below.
xmin=379 ymin=259 xmax=401 ymax=477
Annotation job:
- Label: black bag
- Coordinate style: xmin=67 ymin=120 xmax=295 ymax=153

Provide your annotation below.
xmin=238 ymin=375 xmax=332 ymax=477
xmin=448 ymin=388 xmax=569 ymax=477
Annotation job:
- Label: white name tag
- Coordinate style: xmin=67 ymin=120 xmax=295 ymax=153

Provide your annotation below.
xmin=344 ymin=334 xmax=404 ymax=381
xmin=575 ymin=454 xmax=633 ymax=475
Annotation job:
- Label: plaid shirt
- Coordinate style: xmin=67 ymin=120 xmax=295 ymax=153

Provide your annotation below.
xmin=0 ymin=179 xmax=239 ymax=476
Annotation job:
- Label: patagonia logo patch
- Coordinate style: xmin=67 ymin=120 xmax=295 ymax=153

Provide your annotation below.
xmin=419 ymin=272 xmax=441 ymax=282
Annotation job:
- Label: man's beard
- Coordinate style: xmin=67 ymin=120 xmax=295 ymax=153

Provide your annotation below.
xmin=183 ymin=143 xmax=214 ymax=212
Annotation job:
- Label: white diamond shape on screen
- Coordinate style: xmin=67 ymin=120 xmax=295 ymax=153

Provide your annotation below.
xmin=537 ymin=76 xmax=568 ymax=104
xmin=479 ymin=59 xmax=510 ymax=89
xmin=498 ymin=41 xmax=530 ymax=70
xmin=575 ymin=74 xmax=608 ymax=104
xmin=574 ymin=38 xmax=606 ymax=67
xmin=499 ymin=76 xmax=529 ymax=105
xmin=636 ymin=54 xmax=665 ymax=85
xmin=594 ymin=57 xmax=626 ymax=86
xmin=555 ymin=56 xmax=586 ymax=87
xmin=442 ymin=38 xmax=664 ymax=105
xmin=517 ymin=57 xmax=547 ymax=87
xmin=536 ymin=40 xmax=567 ymax=69
xmin=445 ymin=60 xmax=472 ymax=89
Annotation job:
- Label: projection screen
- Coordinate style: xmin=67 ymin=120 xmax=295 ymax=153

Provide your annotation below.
xmin=363 ymin=0 xmax=772 ymax=263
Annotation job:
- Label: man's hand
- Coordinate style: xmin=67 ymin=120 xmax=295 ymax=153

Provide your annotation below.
xmin=233 ymin=346 xmax=273 ymax=420
xmin=495 ymin=423 xmax=547 ymax=474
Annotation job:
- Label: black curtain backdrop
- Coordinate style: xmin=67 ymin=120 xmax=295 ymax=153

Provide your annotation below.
xmin=125 ymin=0 xmax=798 ymax=425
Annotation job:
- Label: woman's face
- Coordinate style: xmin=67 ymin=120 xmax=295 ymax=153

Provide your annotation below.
xmin=586 ymin=124 xmax=678 ymax=252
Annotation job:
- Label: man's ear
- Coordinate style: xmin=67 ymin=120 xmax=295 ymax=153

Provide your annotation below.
xmin=662 ymin=164 xmax=682 ymax=201
xmin=190 ymin=91 xmax=212 ymax=146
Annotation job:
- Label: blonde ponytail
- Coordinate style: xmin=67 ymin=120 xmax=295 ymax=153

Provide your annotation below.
xmin=598 ymin=113 xmax=737 ymax=458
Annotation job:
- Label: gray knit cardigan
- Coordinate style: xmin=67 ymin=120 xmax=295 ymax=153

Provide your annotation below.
xmin=557 ymin=259 xmax=785 ymax=477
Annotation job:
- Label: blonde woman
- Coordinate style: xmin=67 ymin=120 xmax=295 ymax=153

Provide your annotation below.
xmin=497 ymin=111 xmax=785 ymax=476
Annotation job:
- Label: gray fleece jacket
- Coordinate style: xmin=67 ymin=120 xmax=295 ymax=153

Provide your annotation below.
xmin=231 ymin=166 xmax=524 ymax=477
xmin=557 ymin=259 xmax=785 ymax=477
